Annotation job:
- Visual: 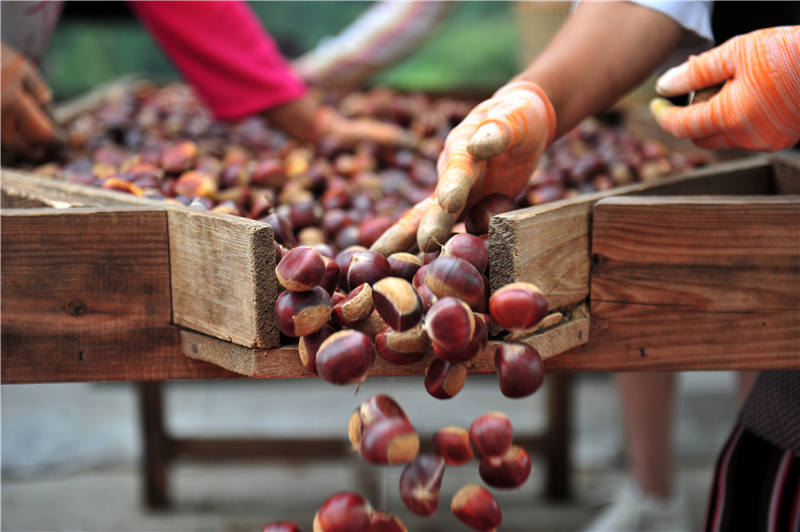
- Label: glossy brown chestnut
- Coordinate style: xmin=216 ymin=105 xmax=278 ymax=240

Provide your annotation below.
xmin=101 ymin=177 xmax=144 ymax=196
xmin=371 ymin=277 xmax=422 ymax=332
xmin=332 ymin=283 xmax=373 ymax=326
xmin=275 ymin=287 xmax=332 ymax=337
xmin=347 ymin=250 xmax=391 ymax=289
xmin=425 ymin=256 xmax=486 ymax=310
xmin=425 ymin=297 xmax=475 ymax=355
xmin=424 ymin=358 xmax=466 ymax=400
xmin=368 ymin=511 xmax=408 ymax=532
xmin=469 ymin=412 xmax=513 ymax=459
xmin=442 ymin=233 xmax=488 ymax=274
xmin=415 ymin=282 xmax=438 ymax=313
xmin=357 ymin=216 xmax=393 ymax=248
xmin=160 ymin=140 xmax=197 ymax=174
xmin=351 ymin=309 xmax=389 ymax=340
xmin=289 ymin=198 xmax=323 ymax=230
xmin=489 ymin=282 xmax=548 ymax=331
xmin=312 ymin=492 xmax=372 ymax=532
xmin=464 ymin=194 xmax=515 ymax=236
xmin=316 ymin=330 xmax=375 ymax=385
xmin=478 ymin=445 xmax=532 ymax=489
xmin=334 ymin=246 xmax=367 ymax=291
xmin=319 ymin=256 xmax=340 ymax=295
xmin=360 ymin=417 xmax=419 ymax=465
xmin=451 ymin=484 xmax=502 ymax=531
xmin=398 ymin=453 xmax=445 ymax=517
xmin=431 ymin=312 xmax=487 ymax=364
xmin=375 ymin=324 xmax=429 ymax=365
xmin=432 ymin=426 xmax=474 ymax=465
xmin=494 ymin=341 xmax=544 ymax=398
xmin=299 ymin=324 xmax=335 ymax=376
xmin=276 ymin=246 xmax=325 ymax=292
xmin=387 ymin=252 xmax=423 ymax=282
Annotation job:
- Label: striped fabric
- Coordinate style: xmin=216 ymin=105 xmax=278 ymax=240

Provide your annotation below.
xmin=704 ymin=424 xmax=800 ymax=532
xmin=651 ymin=26 xmax=800 ymax=152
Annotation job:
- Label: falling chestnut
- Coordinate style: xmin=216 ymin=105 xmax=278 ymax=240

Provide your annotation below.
xmin=451 ymin=484 xmax=502 ymax=531
xmin=494 ymin=341 xmax=545 ymax=398
xmin=312 ymin=492 xmax=372 ymax=532
xmin=315 ymin=330 xmax=375 ymax=385
xmin=399 ymin=453 xmax=445 ymax=517
xmin=489 ymin=282 xmax=548 ymax=331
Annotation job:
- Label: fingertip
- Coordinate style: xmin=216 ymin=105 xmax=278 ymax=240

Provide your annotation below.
xmin=417 ymin=208 xmax=455 ymax=253
xmin=437 ymin=170 xmax=471 ymax=214
xmin=655 ymin=64 xmax=684 ymax=97
xmin=370 ymin=225 xmax=416 ymax=256
xmin=467 ymin=121 xmax=509 ymax=160
xmin=649 ymin=97 xmax=673 ymax=122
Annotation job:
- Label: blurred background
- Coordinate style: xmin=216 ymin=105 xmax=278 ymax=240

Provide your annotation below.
xmin=2 ymin=2 xmax=743 ymax=531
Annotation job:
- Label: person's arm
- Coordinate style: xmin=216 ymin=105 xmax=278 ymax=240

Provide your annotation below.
xmin=515 ymin=0 xmax=686 ymax=138
xmin=373 ymin=1 xmax=688 ymax=255
xmin=294 ymin=1 xmax=451 ymax=89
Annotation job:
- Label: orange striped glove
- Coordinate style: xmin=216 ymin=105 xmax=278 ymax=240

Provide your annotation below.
xmin=371 ymin=80 xmax=556 ymax=255
xmin=650 ymin=26 xmax=800 ymax=152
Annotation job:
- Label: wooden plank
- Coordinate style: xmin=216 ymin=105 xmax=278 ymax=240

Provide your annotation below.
xmin=488 ymin=156 xmax=775 ymax=312
xmin=550 ymin=195 xmax=800 ymax=371
xmin=772 ymin=152 xmax=800 ymax=195
xmin=1 ymin=207 xmax=237 ymax=383
xmin=180 ymin=305 xmax=589 ymax=378
xmin=1 ymin=169 xmax=280 ymax=349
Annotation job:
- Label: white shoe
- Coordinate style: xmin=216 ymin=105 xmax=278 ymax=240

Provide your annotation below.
xmin=582 ymin=481 xmax=692 ymax=532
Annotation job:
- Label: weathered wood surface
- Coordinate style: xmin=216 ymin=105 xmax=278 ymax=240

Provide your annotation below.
xmin=181 ymin=304 xmax=590 ymax=378
xmin=1 ymin=169 xmax=280 ymax=349
xmin=488 ymin=155 xmax=775 ymax=312
xmin=1 ymin=207 xmax=237 ymax=383
xmin=545 ymin=196 xmax=800 ymax=371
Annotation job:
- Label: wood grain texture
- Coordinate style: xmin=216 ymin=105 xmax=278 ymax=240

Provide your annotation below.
xmin=181 ymin=307 xmax=588 ymax=378
xmin=1 ymin=207 xmax=236 ymax=383
xmin=773 ymin=152 xmax=800 ymax=195
xmin=1 ymin=169 xmax=280 ymax=349
xmin=488 ymin=156 xmax=775 ymax=311
xmin=564 ymin=195 xmax=800 ymax=371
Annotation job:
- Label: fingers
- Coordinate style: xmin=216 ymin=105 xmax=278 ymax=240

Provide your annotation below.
xmin=693 ymin=134 xmax=735 ymax=151
xmin=20 ymin=62 xmax=52 ymax=105
xmin=649 ymin=97 xmax=725 ymax=140
xmin=436 ymin=136 xmax=485 ymax=215
xmin=370 ymin=195 xmax=436 ymax=256
xmin=417 ymin=201 xmax=456 ymax=253
xmin=1 ymin=107 xmax=35 ymax=155
xmin=16 ymin=92 xmax=56 ymax=144
xmin=656 ymin=43 xmax=734 ymax=97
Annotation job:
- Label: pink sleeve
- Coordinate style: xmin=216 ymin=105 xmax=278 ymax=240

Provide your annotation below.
xmin=129 ymin=1 xmax=306 ymax=120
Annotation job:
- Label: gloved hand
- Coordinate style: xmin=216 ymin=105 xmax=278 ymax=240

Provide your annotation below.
xmin=265 ymin=93 xmax=418 ymax=149
xmin=1 ymin=43 xmax=58 ymax=157
xmin=371 ymin=80 xmax=556 ymax=255
xmin=650 ymin=26 xmax=800 ymax=152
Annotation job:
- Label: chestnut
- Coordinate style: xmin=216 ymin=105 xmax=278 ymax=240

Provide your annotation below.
xmin=351 ymin=309 xmax=389 ymax=340
xmin=298 ymin=227 xmax=326 ymax=246
xmin=398 ymin=454 xmax=445 ymax=517
xmin=332 ymin=283 xmax=373 ymax=327
xmin=425 ymin=256 xmax=486 ymax=310
xmin=357 ymin=216 xmax=393 ymax=248
xmin=369 ymin=512 xmax=407 ymax=532
xmin=489 ymin=282 xmax=548 ymax=331
xmin=262 ymin=212 xmax=297 ymax=248
xmin=248 ymin=191 xmax=273 ymax=220
xmin=313 ymin=492 xmax=372 ymax=532
xmin=251 ymin=157 xmax=286 ymax=188
xmin=469 ymin=412 xmax=513 ymax=459
xmin=347 ymin=250 xmax=391 ymax=289
xmin=276 ymin=246 xmax=325 ymax=292
xmin=318 ymin=256 xmax=340 ymax=295
xmin=375 ymin=324 xmax=429 ymax=365
xmin=424 ymin=358 xmax=466 ymax=400
xmin=412 ymin=264 xmax=428 ymax=289
xmin=359 ymin=417 xmax=419 ymax=465
xmin=299 ymin=324 xmax=335 ymax=376
xmin=478 ymin=445 xmax=532 ymax=489
xmin=289 ymin=198 xmax=323 ymax=230
xmin=261 ymin=522 xmax=301 ymax=532
xmin=275 ymin=286 xmax=332 ymax=337
xmin=415 ymin=282 xmax=438 ymax=313
xmin=387 ymin=252 xmax=422 ymax=282
xmin=358 ymin=394 xmax=409 ymax=430
xmin=371 ymin=277 xmax=422 ymax=332
xmin=442 ymin=233 xmax=488 ymax=274
xmin=432 ymin=307 xmax=488 ymax=364
xmin=160 ymin=140 xmax=197 ymax=174
xmin=432 ymin=426 xmax=473 ymax=465
xmin=316 ymin=330 xmax=375 ymax=385
xmin=334 ymin=246 xmax=367 ymax=291
xmin=451 ymin=484 xmax=502 ymax=532
xmin=425 ymin=297 xmax=475 ymax=354
xmin=101 ymin=177 xmax=144 ymax=196
xmin=465 ymin=194 xmax=515 ymax=235
xmin=494 ymin=341 xmax=544 ymax=399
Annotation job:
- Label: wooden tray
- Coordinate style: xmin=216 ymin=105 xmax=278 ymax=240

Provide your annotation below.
xmin=3 ymin=153 xmax=798 ymax=384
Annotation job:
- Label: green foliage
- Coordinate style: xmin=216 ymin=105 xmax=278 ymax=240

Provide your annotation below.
xmin=43 ymin=2 xmax=519 ymax=101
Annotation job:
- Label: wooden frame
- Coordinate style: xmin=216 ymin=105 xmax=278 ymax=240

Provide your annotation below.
xmin=2 ymin=154 xmax=798 ymax=383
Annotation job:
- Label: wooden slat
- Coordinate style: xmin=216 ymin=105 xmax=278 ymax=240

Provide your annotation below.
xmin=181 ymin=305 xmax=589 ymax=378
xmin=1 ymin=207 xmax=237 ymax=383
xmin=488 ymin=155 xmax=774 ymax=311
xmin=773 ymin=152 xmax=800 ymax=195
xmin=1 ymin=169 xmax=280 ymax=349
xmin=548 ymin=195 xmax=800 ymax=371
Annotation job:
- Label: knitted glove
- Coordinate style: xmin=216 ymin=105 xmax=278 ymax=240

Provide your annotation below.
xmin=372 ymin=80 xmax=556 ymax=255
xmin=650 ymin=26 xmax=800 ymax=152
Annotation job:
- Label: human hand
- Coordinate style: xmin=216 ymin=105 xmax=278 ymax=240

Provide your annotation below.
xmin=371 ymin=80 xmax=556 ymax=255
xmin=265 ymin=94 xmax=418 ymax=149
xmin=650 ymin=26 xmax=800 ymax=152
xmin=1 ymin=43 xmax=58 ymax=157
